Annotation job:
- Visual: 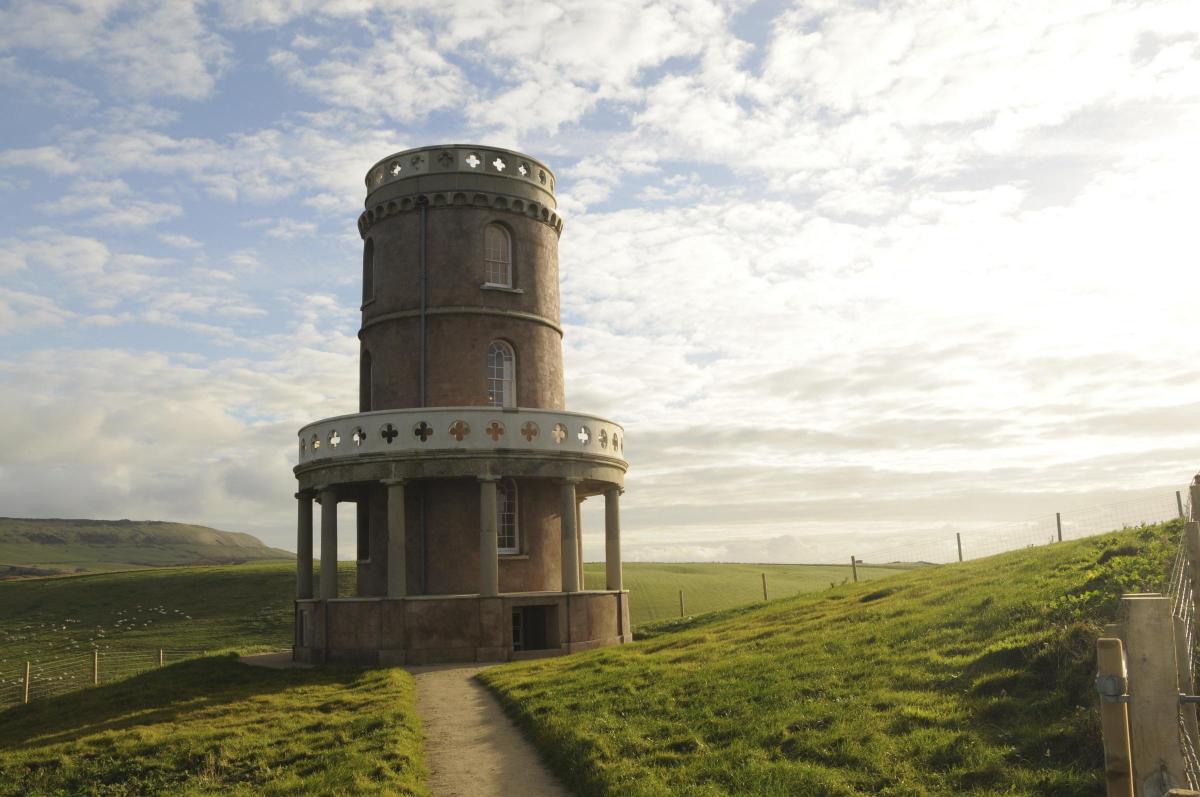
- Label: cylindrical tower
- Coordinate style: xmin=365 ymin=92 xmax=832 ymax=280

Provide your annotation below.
xmin=291 ymin=145 xmax=629 ymax=666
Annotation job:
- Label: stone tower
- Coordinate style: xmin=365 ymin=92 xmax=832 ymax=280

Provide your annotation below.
xmin=292 ymin=145 xmax=630 ymax=665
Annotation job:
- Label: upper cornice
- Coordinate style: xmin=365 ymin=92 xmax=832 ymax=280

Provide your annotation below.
xmin=364 ymin=145 xmax=557 ymax=208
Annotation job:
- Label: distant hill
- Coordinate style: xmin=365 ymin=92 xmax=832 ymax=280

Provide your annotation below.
xmin=0 ymin=517 xmax=292 ymax=578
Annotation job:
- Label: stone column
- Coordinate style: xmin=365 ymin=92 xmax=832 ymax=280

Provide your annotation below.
xmin=560 ymin=479 xmax=580 ymax=592
xmin=296 ymin=491 xmax=313 ymax=599
xmin=605 ymin=487 xmax=622 ymax=591
xmin=576 ymin=498 xmax=585 ymax=590
xmin=479 ymin=476 xmax=500 ymax=597
xmin=319 ymin=486 xmax=338 ymax=600
xmin=385 ymin=479 xmax=407 ymax=597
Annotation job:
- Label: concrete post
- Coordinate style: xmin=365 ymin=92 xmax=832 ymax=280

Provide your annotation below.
xmin=319 ymin=487 xmax=338 ymax=600
xmin=576 ymin=498 xmax=585 ymax=589
xmin=604 ymin=486 xmax=622 ymax=591
xmin=385 ymin=480 xmax=407 ymax=597
xmin=296 ymin=491 xmax=314 ymax=600
xmin=1191 ymin=475 xmax=1200 ymax=521
xmin=479 ymin=476 xmax=499 ymax=597
xmin=560 ymin=479 xmax=580 ymax=592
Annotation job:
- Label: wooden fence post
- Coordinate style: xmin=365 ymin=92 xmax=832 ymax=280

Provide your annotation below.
xmin=850 ymin=556 xmax=858 ymax=583
xmin=1096 ymin=636 xmax=1134 ymax=797
xmin=956 ymin=533 xmax=963 ymax=562
xmin=93 ymin=649 xmax=99 ymax=685
xmin=158 ymin=649 xmax=164 ymax=667
xmin=761 ymin=573 xmax=768 ymax=601
xmin=1174 ymin=615 xmax=1200 ymax=749
xmin=679 ymin=589 xmax=685 ymax=618
xmin=1057 ymin=512 xmax=1063 ymax=542
xmin=1123 ymin=594 xmax=1187 ymax=795
xmin=23 ymin=661 xmax=30 ymax=704
xmin=1179 ymin=491 xmax=1186 ymax=520
xmin=1186 ymin=522 xmax=1200 ymax=657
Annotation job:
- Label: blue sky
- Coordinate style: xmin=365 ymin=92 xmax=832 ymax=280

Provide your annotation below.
xmin=1 ymin=0 xmax=1198 ymax=562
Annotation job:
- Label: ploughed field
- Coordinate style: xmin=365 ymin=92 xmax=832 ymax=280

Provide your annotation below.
xmin=482 ymin=520 xmax=1183 ymax=797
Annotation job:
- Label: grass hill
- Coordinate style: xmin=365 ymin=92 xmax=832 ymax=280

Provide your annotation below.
xmin=0 ymin=656 xmax=427 ymax=796
xmin=0 ymin=518 xmax=292 ymax=577
xmin=481 ymin=520 xmax=1183 ymax=797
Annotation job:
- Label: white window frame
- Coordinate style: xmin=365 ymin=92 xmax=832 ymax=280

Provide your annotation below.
xmin=487 ymin=340 xmax=516 ymax=408
xmin=497 ymin=478 xmax=519 ymax=554
xmin=483 ymin=224 xmax=512 ymax=288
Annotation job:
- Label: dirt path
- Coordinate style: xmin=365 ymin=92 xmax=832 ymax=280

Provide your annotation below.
xmin=408 ymin=664 xmax=572 ymax=797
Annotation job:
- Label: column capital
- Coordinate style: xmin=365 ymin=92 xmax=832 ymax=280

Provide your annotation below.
xmin=478 ymin=474 xmax=501 ymax=483
xmin=381 ymin=478 xmax=407 ymax=486
xmin=559 ymin=477 xmax=583 ymax=486
xmin=294 ymin=490 xmax=314 ymax=500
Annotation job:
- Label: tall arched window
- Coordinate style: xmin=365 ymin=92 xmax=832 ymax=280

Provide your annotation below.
xmin=362 ymin=238 xmax=374 ymax=304
xmin=359 ymin=349 xmax=372 ymax=412
xmin=487 ymin=341 xmax=515 ymax=407
xmin=483 ymin=224 xmax=512 ymax=287
xmin=497 ymin=478 xmax=518 ymax=554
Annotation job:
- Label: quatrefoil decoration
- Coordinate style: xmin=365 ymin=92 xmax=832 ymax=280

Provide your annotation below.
xmin=538 ymin=169 xmax=546 ymax=184
xmin=328 ymin=430 xmax=341 ymax=449
xmin=577 ymin=426 xmax=591 ymax=445
xmin=485 ymin=421 xmax=505 ymax=441
xmin=449 ymin=420 xmax=470 ymax=441
xmin=389 ymin=161 xmax=401 ymax=176
xmin=299 ymin=438 xmax=306 ymax=454
xmin=612 ymin=433 xmax=620 ymax=452
xmin=310 ymin=434 xmax=320 ymax=450
xmin=351 ymin=427 xmax=365 ymax=447
xmin=410 ymin=154 xmax=424 ymax=168
xmin=380 ymin=423 xmax=398 ymax=444
xmin=372 ymin=168 xmax=384 ymax=185
xmin=520 ymin=421 xmax=539 ymax=442
xmin=465 ymin=153 xmax=481 ymax=168
xmin=552 ymin=423 xmax=568 ymax=443
xmin=518 ymin=162 xmax=529 ymax=176
xmin=492 ymin=157 xmax=506 ymax=172
xmin=437 ymin=151 xmax=453 ymax=167
xmin=413 ymin=421 xmax=433 ymax=442
xmin=598 ymin=429 xmax=608 ymax=449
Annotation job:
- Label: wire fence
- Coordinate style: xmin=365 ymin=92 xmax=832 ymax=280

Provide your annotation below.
xmin=0 ymin=647 xmax=214 ymax=709
xmin=854 ymin=488 xmax=1189 ymax=567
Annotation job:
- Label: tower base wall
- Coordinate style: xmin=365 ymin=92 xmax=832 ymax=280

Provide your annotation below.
xmin=293 ymin=590 xmax=631 ymax=666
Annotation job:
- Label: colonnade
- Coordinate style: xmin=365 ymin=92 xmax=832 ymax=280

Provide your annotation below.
xmin=294 ymin=478 xmax=623 ymax=600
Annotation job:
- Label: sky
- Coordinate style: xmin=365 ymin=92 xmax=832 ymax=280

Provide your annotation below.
xmin=1 ymin=0 xmax=1198 ymax=564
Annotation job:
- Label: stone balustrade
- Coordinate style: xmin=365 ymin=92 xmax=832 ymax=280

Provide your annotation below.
xmin=297 ymin=407 xmax=625 ymax=466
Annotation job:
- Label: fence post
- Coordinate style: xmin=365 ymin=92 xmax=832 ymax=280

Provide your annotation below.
xmin=1178 ymin=491 xmax=1186 ymax=520
xmin=761 ymin=573 xmax=768 ymax=601
xmin=1122 ymin=594 xmax=1186 ymax=794
xmin=23 ymin=661 xmax=30 ymax=704
xmin=956 ymin=533 xmax=963 ymax=562
xmin=679 ymin=589 xmax=685 ymax=618
xmin=850 ymin=556 xmax=858 ymax=583
xmin=1096 ymin=636 xmax=1134 ymax=797
xmin=93 ymin=649 xmax=99 ymax=686
xmin=159 ymin=649 xmax=164 ymax=667
xmin=1056 ymin=512 xmax=1063 ymax=542
xmin=1174 ymin=615 xmax=1200 ymax=748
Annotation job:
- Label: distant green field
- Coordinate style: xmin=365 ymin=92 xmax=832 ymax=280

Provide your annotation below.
xmin=584 ymin=561 xmax=916 ymax=626
xmin=0 ymin=517 xmax=291 ymax=577
xmin=0 ymin=656 xmax=427 ymax=796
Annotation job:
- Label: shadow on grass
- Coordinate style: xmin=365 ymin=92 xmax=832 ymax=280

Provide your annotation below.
xmin=0 ymin=655 xmax=368 ymax=751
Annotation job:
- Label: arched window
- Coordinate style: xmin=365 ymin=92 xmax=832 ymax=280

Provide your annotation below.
xmin=483 ymin=224 xmax=512 ymax=287
xmin=362 ymin=238 xmax=374 ymax=304
xmin=487 ymin=341 xmax=515 ymax=407
xmin=497 ymin=478 xmax=518 ymax=554
xmin=359 ymin=349 xmax=372 ymax=412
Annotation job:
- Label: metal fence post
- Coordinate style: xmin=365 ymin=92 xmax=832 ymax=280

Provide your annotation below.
xmin=158 ymin=649 xmax=164 ymax=667
xmin=1057 ymin=512 xmax=1063 ymax=542
xmin=93 ymin=649 xmax=98 ymax=685
xmin=956 ymin=533 xmax=963 ymax=562
xmin=23 ymin=661 xmax=30 ymax=704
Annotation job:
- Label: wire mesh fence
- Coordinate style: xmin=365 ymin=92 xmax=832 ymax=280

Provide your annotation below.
xmin=0 ymin=647 xmax=213 ymax=709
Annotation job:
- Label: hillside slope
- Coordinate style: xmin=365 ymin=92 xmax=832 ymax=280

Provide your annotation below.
xmin=0 ymin=517 xmax=292 ymax=577
xmin=482 ymin=520 xmax=1182 ymax=797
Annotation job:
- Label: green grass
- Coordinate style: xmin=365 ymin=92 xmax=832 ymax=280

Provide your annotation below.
xmin=584 ymin=562 xmax=917 ymax=627
xmin=481 ymin=520 xmax=1183 ymax=797
xmin=0 ymin=656 xmax=427 ymax=796
xmin=0 ymin=517 xmax=291 ymax=577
